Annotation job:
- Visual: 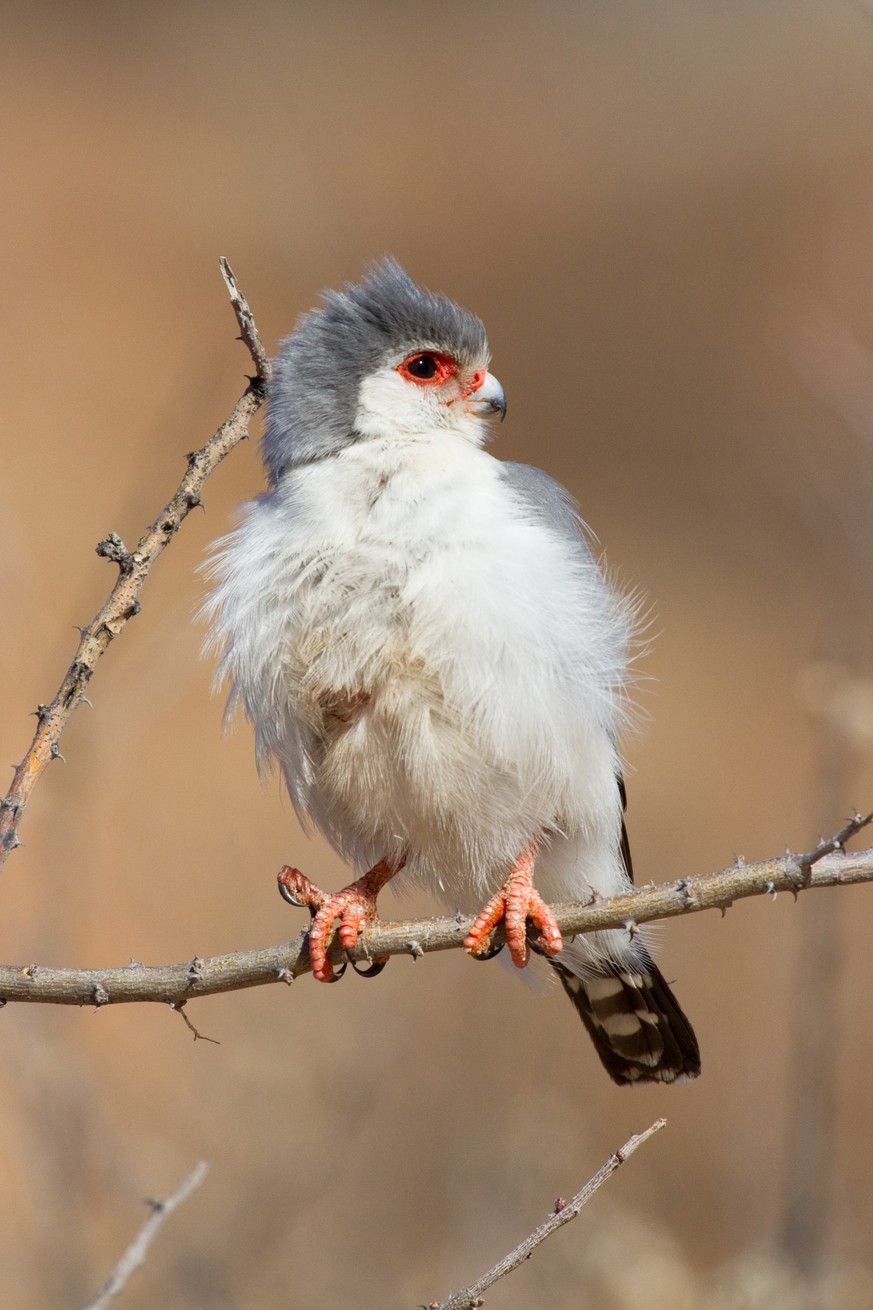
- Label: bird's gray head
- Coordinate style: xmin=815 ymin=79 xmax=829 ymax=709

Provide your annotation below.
xmin=262 ymin=259 xmax=505 ymax=483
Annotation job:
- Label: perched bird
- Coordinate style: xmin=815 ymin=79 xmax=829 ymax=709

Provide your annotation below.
xmin=206 ymin=260 xmax=700 ymax=1085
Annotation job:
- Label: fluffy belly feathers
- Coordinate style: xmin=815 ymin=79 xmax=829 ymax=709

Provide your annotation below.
xmin=210 ymin=436 xmax=626 ymax=901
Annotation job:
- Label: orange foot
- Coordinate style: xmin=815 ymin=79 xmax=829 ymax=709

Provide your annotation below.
xmin=278 ymin=855 xmax=404 ymax=982
xmin=463 ymin=839 xmax=563 ymax=969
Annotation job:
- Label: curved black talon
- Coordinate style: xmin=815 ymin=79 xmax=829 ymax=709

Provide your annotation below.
xmin=320 ymin=958 xmax=348 ymax=984
xmin=470 ymin=935 xmax=505 ymax=961
xmin=526 ymin=926 xmax=552 ymax=958
xmin=350 ymin=956 xmax=388 ymax=978
xmin=278 ymin=881 xmax=307 ymax=908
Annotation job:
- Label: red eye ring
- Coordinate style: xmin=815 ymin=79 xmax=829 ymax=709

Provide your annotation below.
xmin=396 ymin=351 xmax=458 ymax=386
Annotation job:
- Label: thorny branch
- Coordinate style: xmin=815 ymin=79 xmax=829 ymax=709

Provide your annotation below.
xmin=0 ymin=816 xmax=870 ymax=1007
xmin=0 ymin=259 xmax=269 ymax=872
xmin=428 ymin=1120 xmax=666 ymax=1310
xmin=79 ymin=1160 xmax=209 ymax=1310
xmin=0 ymin=266 xmax=870 ymax=1025
xmin=3 ymin=263 xmax=872 ymax=1310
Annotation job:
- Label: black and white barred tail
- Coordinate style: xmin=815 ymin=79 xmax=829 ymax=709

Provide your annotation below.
xmin=551 ymin=954 xmax=701 ymax=1085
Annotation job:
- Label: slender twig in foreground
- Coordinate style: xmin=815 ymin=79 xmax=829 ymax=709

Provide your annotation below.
xmin=220 ymin=256 xmax=270 ymax=378
xmin=0 ymin=820 xmax=870 ymax=1007
xmin=79 ymin=1160 xmax=209 ymax=1310
xmin=429 ymin=1119 xmax=665 ymax=1310
xmin=0 ymin=260 xmax=269 ymax=871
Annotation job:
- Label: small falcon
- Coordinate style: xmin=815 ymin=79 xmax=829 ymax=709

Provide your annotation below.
xmin=207 ymin=260 xmax=700 ymax=1085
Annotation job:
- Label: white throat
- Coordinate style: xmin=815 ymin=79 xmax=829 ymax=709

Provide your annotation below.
xmin=354 ymin=367 xmax=487 ymax=447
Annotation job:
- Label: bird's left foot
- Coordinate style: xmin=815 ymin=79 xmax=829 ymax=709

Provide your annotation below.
xmin=463 ymin=840 xmax=563 ymax=969
xmin=278 ymin=858 xmax=401 ymax=982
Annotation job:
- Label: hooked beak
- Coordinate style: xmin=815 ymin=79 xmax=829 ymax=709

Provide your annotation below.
xmin=468 ymin=370 xmax=507 ymax=421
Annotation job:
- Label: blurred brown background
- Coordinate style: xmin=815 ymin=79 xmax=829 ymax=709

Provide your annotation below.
xmin=3 ymin=2 xmax=873 ymax=1306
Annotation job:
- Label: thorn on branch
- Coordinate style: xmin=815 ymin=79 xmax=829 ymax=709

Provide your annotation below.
xmin=32 ymin=704 xmax=50 ymax=722
xmin=407 ymin=939 xmax=424 ymax=960
xmin=49 ymin=743 xmax=65 ymax=763
xmin=92 ymin=982 xmax=110 ymax=1007
xmin=95 ymin=531 xmax=134 ymax=574
xmin=186 ymin=956 xmax=205 ymax=985
xmin=64 ymin=661 xmax=94 ymax=710
xmin=678 ymin=878 xmax=697 ymax=906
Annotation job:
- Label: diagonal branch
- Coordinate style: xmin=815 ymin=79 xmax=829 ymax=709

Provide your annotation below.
xmin=0 ymin=260 xmax=269 ymax=871
xmin=79 ymin=1160 xmax=209 ymax=1310
xmin=429 ymin=1119 xmax=666 ymax=1310
xmin=0 ymin=822 xmax=870 ymax=1008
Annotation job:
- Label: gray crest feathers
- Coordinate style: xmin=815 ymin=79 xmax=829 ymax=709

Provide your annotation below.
xmin=263 ymin=259 xmax=489 ymax=483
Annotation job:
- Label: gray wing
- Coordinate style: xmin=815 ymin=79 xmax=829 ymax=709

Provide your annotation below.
xmin=498 ymin=461 xmax=597 ymax=561
xmin=503 ymin=465 xmax=701 ymax=1083
xmin=501 ymin=458 xmax=634 ymax=878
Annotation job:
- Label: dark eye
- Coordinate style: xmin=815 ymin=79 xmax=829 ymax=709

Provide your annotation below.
xmin=406 ymin=354 xmax=438 ymax=379
xmin=396 ymin=351 xmax=458 ymax=385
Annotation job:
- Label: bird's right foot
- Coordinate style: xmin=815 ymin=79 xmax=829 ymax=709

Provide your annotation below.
xmin=278 ymin=856 xmax=403 ymax=982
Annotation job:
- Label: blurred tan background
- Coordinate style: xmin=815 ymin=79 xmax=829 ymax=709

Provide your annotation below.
xmin=3 ymin=2 xmax=873 ymax=1306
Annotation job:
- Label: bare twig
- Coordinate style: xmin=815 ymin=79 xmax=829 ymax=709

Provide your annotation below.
xmin=171 ymin=1001 xmax=221 ymax=1045
xmin=0 ymin=260 xmax=269 ymax=872
xmin=0 ymin=822 xmax=870 ymax=1008
xmin=79 ymin=1160 xmax=209 ymax=1310
xmin=429 ymin=1119 xmax=666 ymax=1310
xmin=220 ymin=255 xmax=270 ymax=379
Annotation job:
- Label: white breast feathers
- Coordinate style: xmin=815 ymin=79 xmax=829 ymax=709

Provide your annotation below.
xmin=205 ymin=430 xmax=633 ymax=907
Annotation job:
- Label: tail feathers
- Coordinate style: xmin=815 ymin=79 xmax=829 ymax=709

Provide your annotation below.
xmin=551 ymin=956 xmax=701 ymax=1086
